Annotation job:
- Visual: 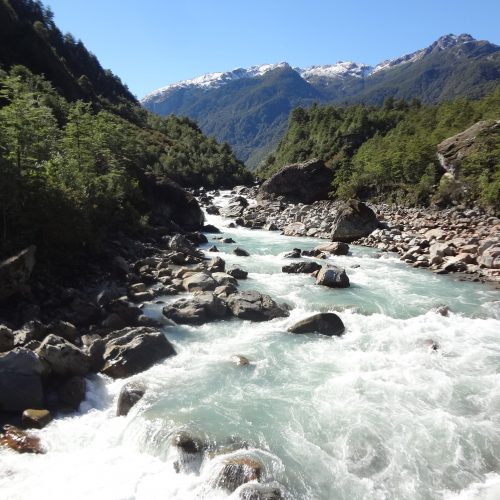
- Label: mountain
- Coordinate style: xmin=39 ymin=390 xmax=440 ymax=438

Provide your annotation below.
xmin=142 ymin=34 xmax=500 ymax=168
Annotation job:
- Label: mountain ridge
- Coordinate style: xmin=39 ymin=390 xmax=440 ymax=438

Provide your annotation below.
xmin=142 ymin=33 xmax=500 ymax=168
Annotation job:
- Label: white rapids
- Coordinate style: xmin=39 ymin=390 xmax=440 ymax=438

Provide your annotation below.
xmin=1 ymin=192 xmax=499 ymax=500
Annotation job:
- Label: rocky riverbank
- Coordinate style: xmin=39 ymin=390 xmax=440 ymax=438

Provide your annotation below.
xmin=200 ymin=186 xmax=500 ymax=285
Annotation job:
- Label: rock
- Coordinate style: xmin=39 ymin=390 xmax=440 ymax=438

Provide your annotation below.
xmin=283 ymin=248 xmax=302 ymax=258
xmin=183 ymin=272 xmax=218 ymax=292
xmin=22 ymin=409 xmax=52 ymax=429
xmin=239 ymin=484 xmax=283 ymax=500
xmin=206 ymin=205 xmax=220 ymax=215
xmin=227 ymin=267 xmax=248 ymax=280
xmin=0 ymin=425 xmax=45 ymax=454
xmin=478 ymin=245 xmax=500 ymax=269
xmin=437 ymin=120 xmax=500 ymax=177
xmin=208 ymin=256 xmax=226 ymax=273
xmin=203 ymin=224 xmax=221 ymax=234
xmin=172 ymin=431 xmax=204 ymax=454
xmin=222 ymin=238 xmax=236 ymax=244
xmin=208 ymin=245 xmax=219 ymax=252
xmin=57 ymin=376 xmax=86 ymax=410
xmin=213 ymin=457 xmax=263 ymax=492
xmin=263 ymin=222 xmax=279 ymax=231
xmin=142 ymin=174 xmax=204 ymax=230
xmin=130 ymin=283 xmax=146 ymax=294
xmin=234 ymin=247 xmax=250 ymax=256
xmin=231 ymin=354 xmax=250 ymax=366
xmin=313 ymin=242 xmax=349 ymax=256
xmin=168 ymin=234 xmax=198 ymax=255
xmin=117 ymin=382 xmax=146 ymax=416
xmin=288 ymin=313 xmax=345 ymax=337
xmin=425 ymin=228 xmax=447 ymax=241
xmin=36 ymin=335 xmax=90 ymax=377
xmin=435 ymin=305 xmax=450 ymax=317
xmin=316 ymin=266 xmax=350 ymax=288
xmin=187 ymin=231 xmax=208 ymax=245
xmin=0 ymin=245 xmax=36 ymax=301
xmin=214 ymin=284 xmax=238 ymax=297
xmin=283 ymin=222 xmax=306 ymax=237
xmin=101 ymin=327 xmax=176 ymax=379
xmin=227 ymin=291 xmax=289 ymax=322
xmin=162 ymin=293 xmax=228 ymax=324
xmin=14 ymin=320 xmax=48 ymax=345
xmin=49 ymin=320 xmax=78 ymax=343
xmin=0 ymin=348 xmax=46 ymax=412
xmin=282 ymin=261 xmax=322 ymax=274
xmin=0 ymin=325 xmax=14 ymax=352
xmin=330 ymin=200 xmax=379 ymax=242
xmin=212 ymin=272 xmax=238 ymax=287
xmin=258 ymin=158 xmax=332 ymax=204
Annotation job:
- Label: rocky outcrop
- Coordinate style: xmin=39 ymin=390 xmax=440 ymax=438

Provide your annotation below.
xmin=162 ymin=293 xmax=228 ymax=324
xmin=226 ymin=291 xmax=289 ymax=321
xmin=258 ymin=159 xmax=333 ymax=204
xmin=101 ymin=327 xmax=176 ymax=378
xmin=117 ymin=381 xmax=146 ymax=416
xmin=288 ymin=313 xmax=345 ymax=336
xmin=316 ymin=266 xmax=350 ymax=288
xmin=282 ymin=262 xmax=322 ymax=274
xmin=36 ymin=334 xmax=91 ymax=377
xmin=0 ymin=348 xmax=46 ymax=412
xmin=142 ymin=174 xmax=204 ymax=230
xmin=330 ymin=200 xmax=379 ymax=242
xmin=0 ymin=246 xmax=36 ymax=302
xmin=437 ymin=120 xmax=500 ymax=177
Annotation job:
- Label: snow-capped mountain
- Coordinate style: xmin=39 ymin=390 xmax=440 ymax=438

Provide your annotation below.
xmin=141 ymin=34 xmax=499 ymax=168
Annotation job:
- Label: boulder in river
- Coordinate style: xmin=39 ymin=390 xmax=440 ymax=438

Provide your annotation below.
xmin=313 ymin=242 xmax=349 ymax=256
xmin=257 ymin=158 xmax=333 ymax=204
xmin=239 ymin=483 xmax=283 ymax=499
xmin=282 ymin=262 xmax=322 ymax=274
xmin=117 ymin=381 xmax=146 ymax=416
xmin=234 ymin=247 xmax=250 ymax=257
xmin=57 ymin=376 xmax=86 ymax=411
xmin=36 ymin=334 xmax=91 ymax=377
xmin=0 ymin=348 xmax=46 ymax=411
xmin=163 ymin=293 xmax=228 ymax=324
xmin=22 ymin=409 xmax=52 ymax=429
xmin=0 ymin=325 xmax=14 ymax=352
xmin=288 ymin=313 xmax=345 ymax=336
xmin=183 ymin=272 xmax=218 ymax=292
xmin=227 ymin=267 xmax=248 ymax=279
xmin=0 ymin=425 xmax=45 ymax=454
xmin=213 ymin=456 xmax=263 ymax=493
xmin=316 ymin=266 xmax=350 ymax=288
xmin=227 ymin=291 xmax=289 ymax=321
xmin=283 ymin=248 xmax=302 ymax=259
xmin=101 ymin=327 xmax=176 ymax=379
xmin=330 ymin=200 xmax=378 ymax=243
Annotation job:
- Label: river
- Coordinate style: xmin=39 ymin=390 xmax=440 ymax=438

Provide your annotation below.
xmin=1 ymin=192 xmax=499 ymax=500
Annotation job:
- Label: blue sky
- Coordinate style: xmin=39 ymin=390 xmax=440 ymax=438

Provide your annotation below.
xmin=46 ymin=0 xmax=500 ymax=99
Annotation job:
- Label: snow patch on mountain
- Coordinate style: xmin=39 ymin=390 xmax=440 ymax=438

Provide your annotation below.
xmin=299 ymin=61 xmax=372 ymax=80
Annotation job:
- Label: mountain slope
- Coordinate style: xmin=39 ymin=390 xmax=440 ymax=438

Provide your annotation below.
xmin=142 ymin=34 xmax=500 ymax=168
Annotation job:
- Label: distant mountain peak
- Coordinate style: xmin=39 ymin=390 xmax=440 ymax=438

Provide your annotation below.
xmin=142 ymin=62 xmax=290 ymax=101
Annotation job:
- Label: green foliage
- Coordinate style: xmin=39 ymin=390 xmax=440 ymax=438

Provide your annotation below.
xmin=0 ymin=66 xmax=251 ymax=263
xmin=259 ymin=89 xmax=500 ymax=210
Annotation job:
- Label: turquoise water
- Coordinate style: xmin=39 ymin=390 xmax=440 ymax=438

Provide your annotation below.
xmin=1 ymin=196 xmax=499 ymax=500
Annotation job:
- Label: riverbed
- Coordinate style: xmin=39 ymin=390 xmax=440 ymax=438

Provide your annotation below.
xmin=1 ymin=194 xmax=499 ymax=500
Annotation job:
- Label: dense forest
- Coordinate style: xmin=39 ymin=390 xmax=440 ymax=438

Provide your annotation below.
xmin=257 ymin=90 xmax=500 ymax=210
xmin=0 ymin=0 xmax=251 ymax=265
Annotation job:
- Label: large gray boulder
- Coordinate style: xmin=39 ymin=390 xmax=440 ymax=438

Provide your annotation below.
xmin=182 ymin=272 xmax=218 ymax=292
xmin=0 ymin=246 xmax=36 ymax=301
xmin=102 ymin=327 xmax=176 ymax=379
xmin=36 ymin=335 xmax=91 ymax=376
xmin=316 ymin=266 xmax=350 ymax=288
xmin=0 ymin=348 xmax=46 ymax=412
xmin=288 ymin=313 xmax=345 ymax=336
xmin=258 ymin=159 xmax=333 ymax=204
xmin=162 ymin=293 xmax=228 ymax=324
xmin=0 ymin=325 xmax=14 ymax=352
xmin=226 ymin=291 xmax=289 ymax=321
xmin=330 ymin=200 xmax=378 ymax=242
xmin=117 ymin=381 xmax=146 ymax=416
xmin=437 ymin=120 xmax=500 ymax=177
xmin=313 ymin=242 xmax=349 ymax=256
xmin=282 ymin=262 xmax=322 ymax=274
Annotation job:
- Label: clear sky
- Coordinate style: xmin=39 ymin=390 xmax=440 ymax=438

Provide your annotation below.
xmin=45 ymin=0 xmax=500 ymax=99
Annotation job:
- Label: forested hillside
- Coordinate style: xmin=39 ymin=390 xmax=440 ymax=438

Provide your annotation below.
xmin=0 ymin=0 xmax=251 ymax=265
xmin=257 ymin=90 xmax=500 ymax=210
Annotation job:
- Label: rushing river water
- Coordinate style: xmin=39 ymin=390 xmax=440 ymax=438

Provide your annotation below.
xmin=1 ymin=193 xmax=500 ymax=500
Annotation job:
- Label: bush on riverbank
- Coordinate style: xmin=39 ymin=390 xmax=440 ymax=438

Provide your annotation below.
xmin=257 ymin=90 xmax=500 ymax=210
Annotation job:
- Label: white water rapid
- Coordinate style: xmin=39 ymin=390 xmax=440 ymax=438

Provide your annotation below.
xmin=1 ymin=192 xmax=499 ymax=500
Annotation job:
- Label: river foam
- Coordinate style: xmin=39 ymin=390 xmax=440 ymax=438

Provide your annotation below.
xmin=0 ymin=193 xmax=499 ymax=499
